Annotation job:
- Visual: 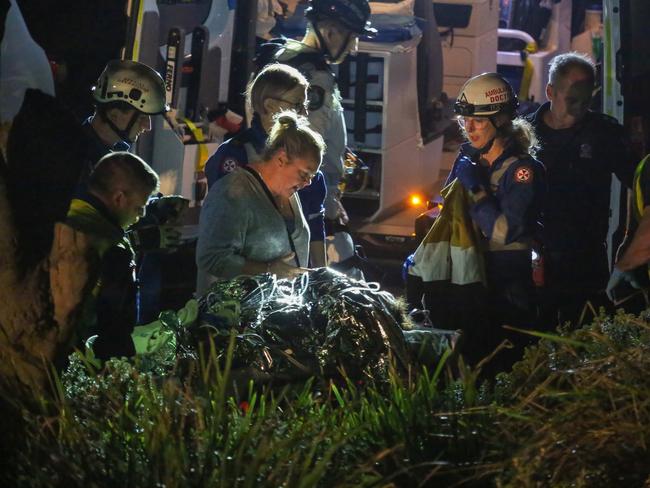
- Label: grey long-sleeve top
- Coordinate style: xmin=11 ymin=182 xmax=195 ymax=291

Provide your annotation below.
xmin=196 ymin=167 xmax=310 ymax=292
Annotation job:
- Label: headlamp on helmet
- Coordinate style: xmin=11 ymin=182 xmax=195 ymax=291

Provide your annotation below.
xmin=454 ymin=72 xmax=519 ymax=119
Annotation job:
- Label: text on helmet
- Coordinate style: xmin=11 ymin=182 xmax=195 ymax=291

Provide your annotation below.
xmin=485 ymin=87 xmax=507 ymax=102
xmin=116 ymin=77 xmax=150 ymax=94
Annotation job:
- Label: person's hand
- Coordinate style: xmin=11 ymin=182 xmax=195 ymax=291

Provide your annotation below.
xmin=159 ymin=224 xmax=182 ymax=251
xmin=606 ymin=266 xmax=641 ymax=301
xmin=268 ymin=253 xmax=311 ymax=279
xmin=456 ymin=157 xmax=483 ymax=192
xmin=148 ymin=195 xmax=190 ymax=225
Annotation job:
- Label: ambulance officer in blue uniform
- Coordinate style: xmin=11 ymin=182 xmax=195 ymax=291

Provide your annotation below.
xmin=447 ymin=72 xmax=546 ymax=370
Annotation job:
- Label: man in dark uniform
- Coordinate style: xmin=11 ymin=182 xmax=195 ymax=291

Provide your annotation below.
xmin=66 ymin=152 xmax=159 ymax=360
xmin=527 ymin=52 xmax=637 ymax=328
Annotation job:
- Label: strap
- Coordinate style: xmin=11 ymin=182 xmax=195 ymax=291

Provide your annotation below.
xmin=487 ymin=240 xmax=531 ymax=252
xmin=489 ymin=155 xmax=520 ymax=190
xmin=183 ymin=117 xmax=209 ymax=172
xmin=243 ymin=166 xmax=300 ymax=267
xmin=633 ymin=155 xmax=650 ymax=221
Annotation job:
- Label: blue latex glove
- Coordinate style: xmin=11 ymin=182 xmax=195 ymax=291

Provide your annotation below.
xmin=606 ymin=266 xmax=641 ymax=301
xmin=402 ymin=253 xmax=415 ymax=283
xmin=455 ymin=157 xmax=483 ymax=192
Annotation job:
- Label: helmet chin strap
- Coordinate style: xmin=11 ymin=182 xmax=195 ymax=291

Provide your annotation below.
xmin=313 ymin=20 xmax=351 ymax=63
xmin=477 ymin=137 xmax=495 ymax=156
xmin=104 ymin=110 xmax=140 ymax=145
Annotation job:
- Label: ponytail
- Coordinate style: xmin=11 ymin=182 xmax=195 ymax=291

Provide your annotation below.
xmin=262 ymin=111 xmax=325 ymax=164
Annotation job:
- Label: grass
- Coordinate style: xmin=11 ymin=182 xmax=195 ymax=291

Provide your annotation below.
xmin=488 ymin=310 xmax=650 ymax=487
xmin=2 ymin=309 xmax=650 ymax=487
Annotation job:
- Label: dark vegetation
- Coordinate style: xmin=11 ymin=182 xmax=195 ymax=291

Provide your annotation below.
xmin=1 ymin=308 xmax=649 ymax=487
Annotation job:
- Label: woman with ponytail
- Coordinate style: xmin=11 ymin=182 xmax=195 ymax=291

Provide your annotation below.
xmin=196 ymin=111 xmax=325 ymax=291
xmin=204 ymin=63 xmax=328 ymax=268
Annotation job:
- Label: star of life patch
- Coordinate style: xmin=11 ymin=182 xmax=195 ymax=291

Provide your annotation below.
xmin=579 ymin=143 xmax=593 ymax=159
xmin=514 ymin=166 xmax=533 ymax=183
xmin=221 ymin=158 xmax=238 ymax=173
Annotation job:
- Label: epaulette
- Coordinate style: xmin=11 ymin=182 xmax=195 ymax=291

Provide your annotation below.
xmin=228 ymin=129 xmax=255 ymax=148
xmin=590 ymin=111 xmax=621 ymax=127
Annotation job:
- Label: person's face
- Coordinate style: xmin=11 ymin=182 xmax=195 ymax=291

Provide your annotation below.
xmin=547 ymin=68 xmax=594 ymax=123
xmin=278 ymin=154 xmax=320 ymax=198
xmin=278 ymin=0 xmax=300 ymax=17
xmin=263 ymin=84 xmax=309 ymax=118
xmin=458 ymin=116 xmax=497 ymax=149
xmin=113 ymin=188 xmax=151 ymax=229
xmin=109 ymin=107 xmax=152 ymax=142
xmin=321 ymin=24 xmax=358 ymax=64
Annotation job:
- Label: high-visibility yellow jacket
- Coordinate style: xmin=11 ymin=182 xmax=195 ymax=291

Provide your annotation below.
xmin=632 ymin=154 xmax=650 ymax=223
xmin=65 ymin=194 xmax=137 ymax=360
xmin=409 ymin=179 xmax=486 ymax=285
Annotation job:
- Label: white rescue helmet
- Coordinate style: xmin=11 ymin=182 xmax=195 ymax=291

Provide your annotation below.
xmin=454 ymin=72 xmax=518 ymax=118
xmin=92 ymin=60 xmax=169 ymax=115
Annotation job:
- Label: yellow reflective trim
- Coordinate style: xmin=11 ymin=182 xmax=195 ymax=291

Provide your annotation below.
xmin=519 ymin=57 xmax=534 ymax=100
xmin=633 ymin=155 xmax=650 ymax=221
xmin=131 ymin=0 xmax=146 ymax=62
xmin=182 ymin=117 xmax=209 ymax=172
xmin=491 ymin=214 xmax=509 ymax=245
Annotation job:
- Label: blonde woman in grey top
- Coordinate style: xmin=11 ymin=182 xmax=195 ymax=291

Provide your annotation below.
xmin=196 ymin=111 xmax=325 ymax=291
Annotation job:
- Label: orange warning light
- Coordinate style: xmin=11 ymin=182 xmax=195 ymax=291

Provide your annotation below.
xmin=409 ymin=194 xmax=423 ymax=206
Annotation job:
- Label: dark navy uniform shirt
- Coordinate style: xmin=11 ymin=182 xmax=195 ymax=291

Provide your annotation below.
xmin=447 ymin=143 xmax=546 ymax=250
xmin=446 ymin=143 xmax=545 ymax=314
xmin=526 ymin=102 xmax=635 ymax=255
xmin=204 ymin=113 xmax=327 ymax=242
xmin=635 ymin=155 xmax=650 ymax=220
xmin=81 ymin=118 xmax=130 ymax=172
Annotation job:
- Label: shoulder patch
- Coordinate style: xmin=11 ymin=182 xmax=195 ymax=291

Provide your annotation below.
xmin=514 ymin=165 xmax=533 ymax=184
xmin=221 ymin=158 xmax=240 ymax=174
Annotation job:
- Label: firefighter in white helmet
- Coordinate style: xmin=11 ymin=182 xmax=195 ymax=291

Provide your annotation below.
xmin=82 ymin=59 xmax=169 ymax=172
xmin=446 ymin=72 xmax=546 ymax=373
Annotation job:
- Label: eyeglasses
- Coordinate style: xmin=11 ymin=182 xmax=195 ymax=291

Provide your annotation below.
xmin=457 ymin=116 xmax=490 ymax=130
xmin=297 ymin=168 xmax=317 ymax=183
xmin=270 ymin=97 xmax=308 ymax=115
